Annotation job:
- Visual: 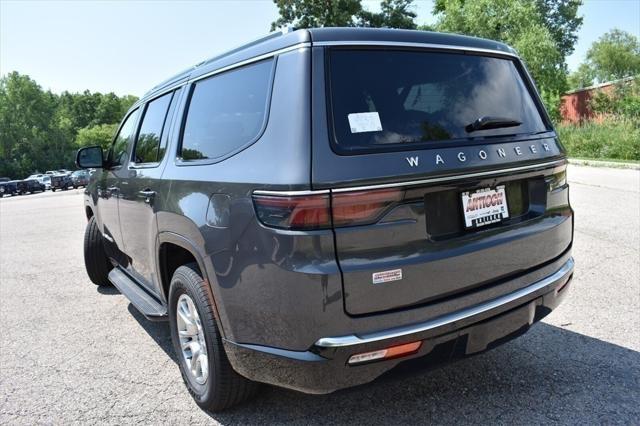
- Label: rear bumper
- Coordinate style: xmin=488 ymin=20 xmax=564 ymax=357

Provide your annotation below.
xmin=223 ymin=257 xmax=574 ymax=394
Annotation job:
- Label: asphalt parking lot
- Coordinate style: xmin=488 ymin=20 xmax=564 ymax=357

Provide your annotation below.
xmin=1 ymin=165 xmax=638 ymax=425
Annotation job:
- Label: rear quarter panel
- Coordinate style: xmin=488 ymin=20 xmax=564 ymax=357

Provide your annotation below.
xmin=156 ymin=48 xmax=344 ymax=346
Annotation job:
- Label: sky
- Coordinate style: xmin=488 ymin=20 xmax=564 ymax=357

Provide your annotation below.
xmin=1 ymin=0 xmax=638 ymax=97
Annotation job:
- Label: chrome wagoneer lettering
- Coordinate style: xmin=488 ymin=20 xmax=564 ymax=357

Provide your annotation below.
xmin=406 ymin=142 xmax=552 ymax=167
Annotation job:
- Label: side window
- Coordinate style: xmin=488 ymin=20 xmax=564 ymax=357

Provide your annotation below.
xmin=133 ymin=91 xmax=174 ymax=164
xmin=180 ymin=58 xmax=273 ymax=161
xmin=109 ymin=109 xmax=140 ymax=167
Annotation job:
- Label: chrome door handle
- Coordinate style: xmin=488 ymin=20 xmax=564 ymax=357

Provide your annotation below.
xmin=139 ymin=189 xmax=156 ymax=204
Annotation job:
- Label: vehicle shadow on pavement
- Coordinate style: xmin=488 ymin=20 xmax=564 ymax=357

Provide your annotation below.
xmin=97 ymin=285 xmax=121 ymax=296
xmin=127 ymin=304 xmax=178 ymax=364
xmin=128 ymin=307 xmax=639 ymax=424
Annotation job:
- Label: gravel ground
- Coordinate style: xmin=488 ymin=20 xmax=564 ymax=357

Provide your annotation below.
xmin=1 ymin=165 xmax=638 ymax=425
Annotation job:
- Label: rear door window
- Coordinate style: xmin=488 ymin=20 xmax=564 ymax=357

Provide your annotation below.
xmin=109 ymin=109 xmax=140 ymax=167
xmin=180 ymin=59 xmax=274 ymax=161
xmin=133 ymin=91 xmax=174 ymax=165
xmin=328 ymin=49 xmax=549 ymax=153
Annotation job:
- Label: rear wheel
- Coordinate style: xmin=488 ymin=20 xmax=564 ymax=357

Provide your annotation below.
xmin=168 ymin=263 xmax=259 ymax=412
xmin=83 ymin=216 xmax=112 ymax=286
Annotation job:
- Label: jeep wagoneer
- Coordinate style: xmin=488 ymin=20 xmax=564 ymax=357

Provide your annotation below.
xmin=76 ymin=28 xmax=574 ymax=411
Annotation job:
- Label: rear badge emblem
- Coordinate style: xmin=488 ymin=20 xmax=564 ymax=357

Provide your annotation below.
xmin=372 ymin=269 xmax=403 ymax=284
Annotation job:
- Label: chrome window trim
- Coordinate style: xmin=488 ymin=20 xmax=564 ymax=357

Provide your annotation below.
xmin=189 ymin=42 xmax=311 ymax=85
xmin=315 ymin=257 xmax=574 ymax=348
xmin=134 ymin=42 xmax=311 ymax=109
xmin=135 ymin=83 xmax=188 ymax=110
xmin=135 ymin=40 xmax=515 ymax=112
xmin=314 ymin=40 xmax=519 ymax=58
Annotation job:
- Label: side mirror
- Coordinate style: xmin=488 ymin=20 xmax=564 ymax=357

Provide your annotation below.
xmin=76 ymin=146 xmax=104 ymax=169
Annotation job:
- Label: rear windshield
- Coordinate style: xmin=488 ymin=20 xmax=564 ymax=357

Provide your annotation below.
xmin=328 ymin=49 xmax=548 ymax=153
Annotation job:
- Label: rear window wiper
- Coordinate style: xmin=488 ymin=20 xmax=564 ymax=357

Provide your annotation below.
xmin=465 ymin=116 xmax=522 ymax=133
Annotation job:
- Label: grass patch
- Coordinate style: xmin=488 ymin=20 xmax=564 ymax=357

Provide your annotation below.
xmin=557 ymin=118 xmax=640 ymax=161
xmin=569 ymin=157 xmax=640 ymax=164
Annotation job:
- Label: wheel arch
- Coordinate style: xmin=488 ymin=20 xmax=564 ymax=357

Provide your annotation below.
xmin=156 ymin=232 xmax=226 ymax=338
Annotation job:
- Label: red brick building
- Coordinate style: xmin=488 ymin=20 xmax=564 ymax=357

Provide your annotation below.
xmin=560 ymin=77 xmax=635 ymax=124
xmin=560 ymin=81 xmax=616 ymax=124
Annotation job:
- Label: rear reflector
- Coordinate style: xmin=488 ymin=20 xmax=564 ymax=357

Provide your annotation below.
xmin=348 ymin=341 xmax=422 ymax=365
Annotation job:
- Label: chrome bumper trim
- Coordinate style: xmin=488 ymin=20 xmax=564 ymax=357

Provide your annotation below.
xmin=315 ymin=258 xmax=574 ymax=348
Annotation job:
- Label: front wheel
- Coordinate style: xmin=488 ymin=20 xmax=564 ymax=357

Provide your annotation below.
xmin=168 ymin=264 xmax=259 ymax=412
xmin=83 ymin=216 xmax=112 ymax=286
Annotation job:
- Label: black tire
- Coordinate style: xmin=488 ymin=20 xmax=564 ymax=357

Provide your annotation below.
xmin=83 ymin=216 xmax=112 ymax=286
xmin=169 ymin=263 xmax=259 ymax=412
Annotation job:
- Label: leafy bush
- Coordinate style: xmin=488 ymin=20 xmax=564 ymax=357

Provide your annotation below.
xmin=557 ymin=117 xmax=640 ymax=161
xmin=590 ymin=76 xmax=640 ymax=120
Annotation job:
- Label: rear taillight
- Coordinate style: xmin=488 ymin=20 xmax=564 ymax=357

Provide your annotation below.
xmin=252 ymin=193 xmax=331 ymax=230
xmin=253 ymin=188 xmax=403 ymax=230
xmin=548 ymin=170 xmax=567 ymax=192
xmin=332 ymin=188 xmax=403 ymax=227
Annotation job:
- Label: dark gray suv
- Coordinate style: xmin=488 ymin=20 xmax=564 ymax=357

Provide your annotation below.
xmin=76 ymin=28 xmax=574 ymax=412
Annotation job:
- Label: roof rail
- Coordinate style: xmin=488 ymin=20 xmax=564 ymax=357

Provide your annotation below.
xmin=145 ymin=29 xmax=298 ymax=97
xmin=199 ymin=29 xmax=293 ymax=68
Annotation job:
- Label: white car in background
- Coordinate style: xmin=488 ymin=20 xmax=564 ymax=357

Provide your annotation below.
xmin=27 ymin=174 xmax=51 ymax=190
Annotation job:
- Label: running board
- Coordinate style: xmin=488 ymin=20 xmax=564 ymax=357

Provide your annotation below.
xmin=108 ymin=268 xmax=167 ymax=321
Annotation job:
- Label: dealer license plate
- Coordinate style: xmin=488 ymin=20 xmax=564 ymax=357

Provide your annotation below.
xmin=461 ymin=185 xmax=509 ymax=229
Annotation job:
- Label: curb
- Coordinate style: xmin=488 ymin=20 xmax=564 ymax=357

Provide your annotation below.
xmin=568 ymin=158 xmax=640 ymax=170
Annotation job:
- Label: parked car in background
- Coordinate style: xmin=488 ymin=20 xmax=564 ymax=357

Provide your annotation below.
xmin=7 ymin=180 xmax=22 ymax=196
xmin=27 ymin=174 xmax=52 ymax=190
xmin=17 ymin=178 xmax=46 ymax=195
xmin=70 ymin=170 xmax=90 ymax=188
xmin=0 ymin=178 xmax=18 ymax=197
xmin=50 ymin=173 xmax=73 ymax=191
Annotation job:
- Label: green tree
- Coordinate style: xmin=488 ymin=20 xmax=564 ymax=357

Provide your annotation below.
xmin=271 ymin=0 xmax=362 ymax=30
xmin=0 ymin=71 xmax=138 ymax=178
xmin=358 ymin=0 xmax=417 ymax=29
xmin=75 ymin=123 xmax=118 ymax=151
xmin=534 ymin=0 xmax=583 ymax=58
xmin=56 ymin=90 xmax=100 ymax=132
xmin=567 ymin=62 xmax=595 ymax=89
xmin=432 ymin=0 xmax=582 ymax=120
xmin=0 ymin=72 xmax=72 ymax=177
xmin=586 ymin=29 xmax=640 ymax=82
xmin=93 ymin=93 xmax=124 ymax=126
xmin=271 ymin=0 xmax=418 ymax=30
xmin=119 ymin=95 xmax=138 ymax=116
